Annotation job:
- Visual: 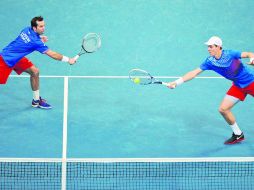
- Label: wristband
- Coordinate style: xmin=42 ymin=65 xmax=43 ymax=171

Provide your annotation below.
xmin=61 ymin=55 xmax=69 ymax=62
xmin=175 ymin=77 xmax=184 ymax=86
xmin=250 ymin=58 xmax=254 ymax=64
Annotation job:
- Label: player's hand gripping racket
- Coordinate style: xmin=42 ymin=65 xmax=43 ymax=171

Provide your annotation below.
xmin=74 ymin=33 xmax=101 ymax=61
xmin=129 ymin=69 xmax=167 ymax=86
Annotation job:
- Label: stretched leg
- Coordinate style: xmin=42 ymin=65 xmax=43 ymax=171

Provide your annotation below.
xmin=219 ymin=95 xmax=238 ymax=125
xmin=13 ymin=58 xmax=40 ymax=100
xmin=13 ymin=57 xmax=51 ymax=109
xmin=219 ymin=95 xmax=244 ymax=144
xmin=24 ymin=65 xmax=51 ymax=109
xmin=24 ymin=65 xmax=39 ymax=91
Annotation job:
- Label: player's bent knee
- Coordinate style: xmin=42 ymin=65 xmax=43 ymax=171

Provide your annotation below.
xmin=30 ymin=67 xmax=39 ymax=77
xmin=218 ymin=106 xmax=229 ymax=115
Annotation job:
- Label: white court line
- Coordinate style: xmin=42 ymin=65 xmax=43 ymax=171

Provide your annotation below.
xmin=61 ymin=77 xmax=68 ymax=190
xmin=1 ymin=157 xmax=254 ymax=162
xmin=62 ymin=76 xmax=68 ymax=160
xmin=9 ymin=75 xmax=224 ymax=79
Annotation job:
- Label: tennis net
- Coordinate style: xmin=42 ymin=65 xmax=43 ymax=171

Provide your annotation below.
xmin=0 ymin=157 xmax=253 ymax=190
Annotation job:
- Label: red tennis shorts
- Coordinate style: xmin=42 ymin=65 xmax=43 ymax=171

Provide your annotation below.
xmin=0 ymin=56 xmax=33 ymax=84
xmin=227 ymin=82 xmax=254 ymax=101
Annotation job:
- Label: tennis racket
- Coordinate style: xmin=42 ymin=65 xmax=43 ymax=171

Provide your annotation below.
xmin=129 ymin=69 xmax=167 ymax=86
xmin=74 ymin=33 xmax=101 ymax=61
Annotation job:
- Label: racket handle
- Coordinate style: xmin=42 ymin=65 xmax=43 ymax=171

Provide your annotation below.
xmin=161 ymin=82 xmax=168 ymax=86
xmin=74 ymin=55 xmax=80 ymax=61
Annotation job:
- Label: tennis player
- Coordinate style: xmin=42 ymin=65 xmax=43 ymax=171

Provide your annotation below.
xmin=0 ymin=16 xmax=76 ymax=109
xmin=167 ymin=36 xmax=254 ymax=144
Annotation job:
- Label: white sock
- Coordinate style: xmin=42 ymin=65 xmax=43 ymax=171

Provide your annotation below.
xmin=33 ymin=90 xmax=40 ymax=101
xmin=230 ymin=122 xmax=242 ymax=135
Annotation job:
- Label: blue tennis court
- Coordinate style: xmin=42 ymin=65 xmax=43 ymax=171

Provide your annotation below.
xmin=1 ymin=1 xmax=254 ymax=189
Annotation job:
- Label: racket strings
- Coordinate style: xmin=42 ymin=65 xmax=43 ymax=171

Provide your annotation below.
xmin=129 ymin=70 xmax=152 ymax=85
xmin=83 ymin=33 xmax=101 ymax=53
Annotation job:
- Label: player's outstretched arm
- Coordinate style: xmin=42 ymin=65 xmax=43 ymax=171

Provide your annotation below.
xmin=167 ymin=68 xmax=203 ymax=89
xmin=45 ymin=50 xmax=76 ymax=65
xmin=241 ymin=52 xmax=254 ymax=65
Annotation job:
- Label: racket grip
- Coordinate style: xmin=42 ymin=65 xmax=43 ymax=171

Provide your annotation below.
xmin=161 ymin=82 xmax=168 ymax=86
xmin=74 ymin=55 xmax=80 ymax=61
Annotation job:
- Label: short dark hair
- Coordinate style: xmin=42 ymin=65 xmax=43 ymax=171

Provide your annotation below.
xmin=31 ymin=16 xmax=44 ymax=28
xmin=215 ymin=45 xmax=222 ymax=50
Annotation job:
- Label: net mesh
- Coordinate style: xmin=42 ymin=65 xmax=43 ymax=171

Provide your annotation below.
xmin=0 ymin=159 xmax=254 ymax=190
xmin=0 ymin=162 xmax=62 ymax=190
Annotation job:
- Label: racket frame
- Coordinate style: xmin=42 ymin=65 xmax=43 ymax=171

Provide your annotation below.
xmin=129 ymin=68 xmax=167 ymax=86
xmin=74 ymin=33 xmax=101 ymax=60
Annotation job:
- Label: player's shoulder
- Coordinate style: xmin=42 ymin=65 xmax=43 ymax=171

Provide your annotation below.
xmin=20 ymin=26 xmax=32 ymax=33
xmin=206 ymin=56 xmax=214 ymax=63
xmin=223 ymin=49 xmax=241 ymax=58
xmin=223 ymin=49 xmax=241 ymax=55
xmin=20 ymin=27 xmax=37 ymax=39
xmin=22 ymin=27 xmax=38 ymax=36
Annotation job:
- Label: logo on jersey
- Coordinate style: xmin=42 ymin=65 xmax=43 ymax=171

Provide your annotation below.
xmin=20 ymin=32 xmax=31 ymax=43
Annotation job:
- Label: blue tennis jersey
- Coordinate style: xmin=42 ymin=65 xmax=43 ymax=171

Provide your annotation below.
xmin=200 ymin=50 xmax=254 ymax=88
xmin=0 ymin=27 xmax=49 ymax=67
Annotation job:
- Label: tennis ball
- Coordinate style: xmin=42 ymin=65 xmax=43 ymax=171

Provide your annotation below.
xmin=133 ymin=77 xmax=141 ymax=84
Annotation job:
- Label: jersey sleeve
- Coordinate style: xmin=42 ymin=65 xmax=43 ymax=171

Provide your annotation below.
xmin=35 ymin=40 xmax=49 ymax=54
